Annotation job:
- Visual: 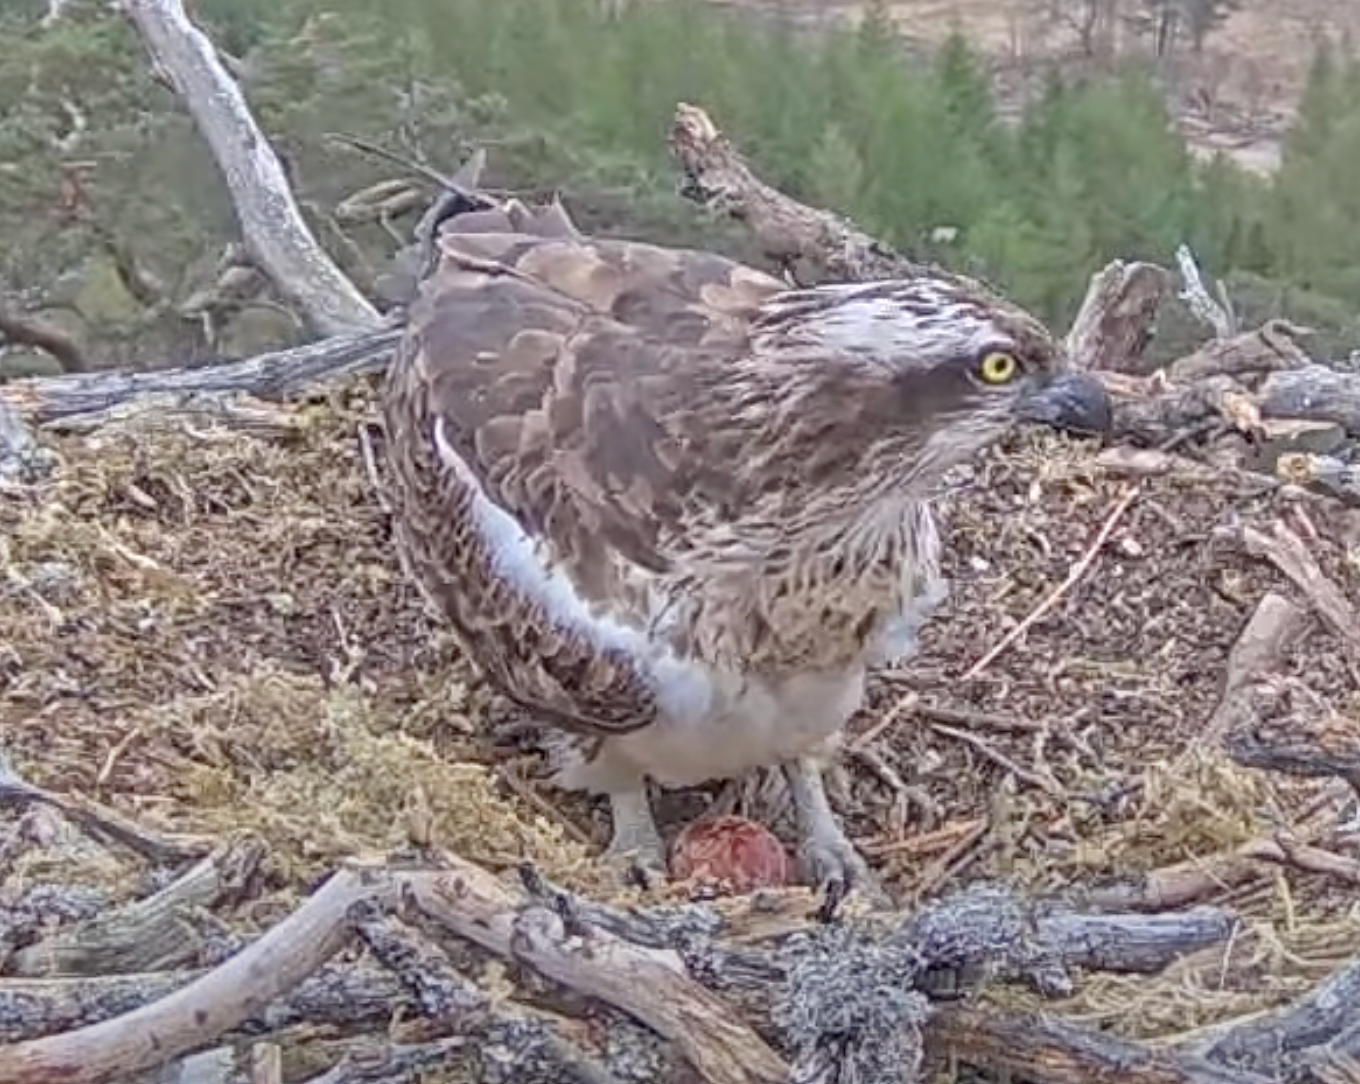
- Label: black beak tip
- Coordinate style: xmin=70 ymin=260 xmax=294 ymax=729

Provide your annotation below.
xmin=1018 ymin=371 xmax=1113 ymax=438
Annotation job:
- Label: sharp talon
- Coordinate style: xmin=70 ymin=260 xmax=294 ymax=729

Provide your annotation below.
xmin=800 ymin=835 xmax=890 ymax=907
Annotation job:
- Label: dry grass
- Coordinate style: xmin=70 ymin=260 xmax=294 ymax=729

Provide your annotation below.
xmin=3 ymin=376 xmax=1360 ymax=1042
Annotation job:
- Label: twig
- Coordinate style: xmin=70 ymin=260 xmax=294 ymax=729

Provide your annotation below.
xmin=0 ymin=759 xmax=212 ymax=867
xmin=929 ymin=723 xmax=1064 ymax=798
xmin=961 ymin=485 xmax=1140 ymax=681
xmin=1232 ymin=519 xmax=1360 ymax=669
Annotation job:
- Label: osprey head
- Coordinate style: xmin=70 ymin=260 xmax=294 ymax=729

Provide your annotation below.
xmin=742 ymin=275 xmax=1111 ymax=492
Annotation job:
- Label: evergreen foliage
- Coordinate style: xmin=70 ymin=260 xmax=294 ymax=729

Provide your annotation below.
xmin=2 ymin=0 xmax=1360 ymax=368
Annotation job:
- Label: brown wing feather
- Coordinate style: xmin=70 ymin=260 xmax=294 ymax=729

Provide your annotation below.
xmin=382 ymin=203 xmax=785 ymax=736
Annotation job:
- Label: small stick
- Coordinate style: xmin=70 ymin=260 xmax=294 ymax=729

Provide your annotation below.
xmin=930 ymin=724 xmax=1064 ymax=798
xmin=962 ymin=486 xmax=1140 ymax=681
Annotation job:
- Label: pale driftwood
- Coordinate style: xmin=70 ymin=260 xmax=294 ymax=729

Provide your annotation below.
xmin=7 ymin=837 xmax=265 ymax=977
xmin=406 ymin=858 xmax=788 ymax=1084
xmin=121 ymin=0 xmax=379 ymax=337
xmin=0 ymin=867 xmax=388 ymax=1084
xmin=0 ymin=964 xmax=412 ymax=1043
xmin=1174 ymin=243 xmax=1237 ymax=340
xmin=0 ymin=325 xmax=399 ymax=429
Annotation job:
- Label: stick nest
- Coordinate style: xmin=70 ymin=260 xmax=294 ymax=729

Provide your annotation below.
xmin=3 ymin=376 xmax=1359 ymax=1064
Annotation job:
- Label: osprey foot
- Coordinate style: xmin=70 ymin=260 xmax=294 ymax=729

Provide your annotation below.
xmin=784 ymin=755 xmax=890 ymax=906
xmin=601 ymin=786 xmax=669 ymax=890
xmin=797 ymin=830 xmax=889 ymax=907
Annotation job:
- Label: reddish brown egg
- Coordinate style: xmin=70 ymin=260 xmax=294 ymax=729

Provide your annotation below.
xmin=669 ymin=815 xmax=790 ymax=892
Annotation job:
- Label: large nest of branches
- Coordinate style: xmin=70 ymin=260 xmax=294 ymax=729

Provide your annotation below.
xmin=4 ymin=9 xmax=1360 ymax=1075
xmin=3 ymin=373 xmax=1359 ymax=1059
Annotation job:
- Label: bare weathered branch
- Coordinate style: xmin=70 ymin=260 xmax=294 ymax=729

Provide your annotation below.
xmin=7 ymin=837 xmax=265 ymax=977
xmin=0 ymin=762 xmax=212 ymax=866
xmin=121 ymin=0 xmax=379 ymax=337
xmin=668 ymin=102 xmax=922 ymax=285
xmin=1064 ymin=260 xmax=1170 ymax=372
xmin=929 ymin=1004 xmax=1268 ymax=1084
xmin=1174 ymin=243 xmax=1236 ymax=339
xmin=0 ymin=868 xmax=388 ymax=1084
xmin=0 ymin=303 xmax=91 ymax=374
xmin=1196 ymin=591 xmax=1311 ymax=748
xmin=0 ymin=399 xmax=51 ymax=482
xmin=0 ymin=324 xmax=399 ymax=429
xmin=1259 ymin=364 xmax=1360 ymax=436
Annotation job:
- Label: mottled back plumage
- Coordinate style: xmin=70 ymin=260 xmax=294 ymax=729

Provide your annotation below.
xmin=381 ymin=196 xmax=1108 ymax=816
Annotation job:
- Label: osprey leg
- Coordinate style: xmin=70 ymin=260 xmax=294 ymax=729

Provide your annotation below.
xmin=783 ymin=755 xmax=886 ymax=902
xmin=602 ymin=784 xmax=668 ymax=878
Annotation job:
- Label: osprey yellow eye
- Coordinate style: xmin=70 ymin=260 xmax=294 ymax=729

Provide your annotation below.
xmin=977 ymin=350 xmax=1019 ymax=385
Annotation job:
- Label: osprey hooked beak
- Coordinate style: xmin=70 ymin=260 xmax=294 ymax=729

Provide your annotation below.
xmin=1015 ymin=369 xmax=1113 ymax=438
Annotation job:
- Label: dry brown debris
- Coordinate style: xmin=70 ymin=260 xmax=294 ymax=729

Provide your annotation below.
xmin=3 ymin=378 xmax=1360 ymax=1054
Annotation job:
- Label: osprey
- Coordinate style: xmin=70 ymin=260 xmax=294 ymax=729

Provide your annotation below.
xmin=381 ymin=196 xmax=1111 ymax=896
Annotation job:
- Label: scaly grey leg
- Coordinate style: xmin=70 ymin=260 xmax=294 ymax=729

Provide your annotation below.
xmin=601 ymin=783 xmax=668 ymax=884
xmin=783 ymin=755 xmax=887 ymax=904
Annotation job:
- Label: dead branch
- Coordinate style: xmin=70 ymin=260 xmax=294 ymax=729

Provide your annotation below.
xmin=1197 ymin=591 xmax=1311 ymax=748
xmin=929 ymin=1004 xmax=1267 ymax=1084
xmin=0 ymin=399 xmax=51 ymax=482
xmin=1184 ymin=954 xmax=1360 ymax=1077
xmin=0 ymin=963 xmax=413 ymax=1043
xmin=121 ymin=0 xmax=378 ymax=337
xmin=0 ymin=760 xmax=213 ymax=866
xmin=1064 ymin=259 xmax=1171 ymax=372
xmin=407 ymin=856 xmax=788 ymax=1084
xmin=668 ymin=102 xmax=923 ymax=285
xmin=663 ymin=103 xmax=1360 ymax=461
xmin=1166 ymin=318 xmax=1312 ymax=382
xmin=1174 ymin=243 xmax=1236 ymax=339
xmin=0 ymin=834 xmax=1258 ymax=1084
xmin=667 ymin=102 xmax=1168 ymax=380
xmin=0 ymin=303 xmax=91 ymax=374
xmin=0 ymin=324 xmax=399 ymax=429
xmin=1260 ymin=364 xmax=1360 ymax=435
xmin=1224 ymin=519 xmax=1360 ymax=666
xmin=7 ymin=836 xmax=265 ymax=977
xmin=0 ymin=867 xmax=391 ymax=1084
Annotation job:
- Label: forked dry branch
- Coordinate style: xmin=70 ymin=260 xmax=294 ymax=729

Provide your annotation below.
xmin=3 ymin=4 xmax=1360 ymax=1084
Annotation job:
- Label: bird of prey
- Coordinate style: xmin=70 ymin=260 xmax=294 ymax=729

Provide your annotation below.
xmin=381 ymin=195 xmax=1111 ymax=896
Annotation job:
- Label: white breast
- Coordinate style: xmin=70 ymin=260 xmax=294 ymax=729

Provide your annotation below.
xmin=556 ymin=663 xmax=866 ymax=792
